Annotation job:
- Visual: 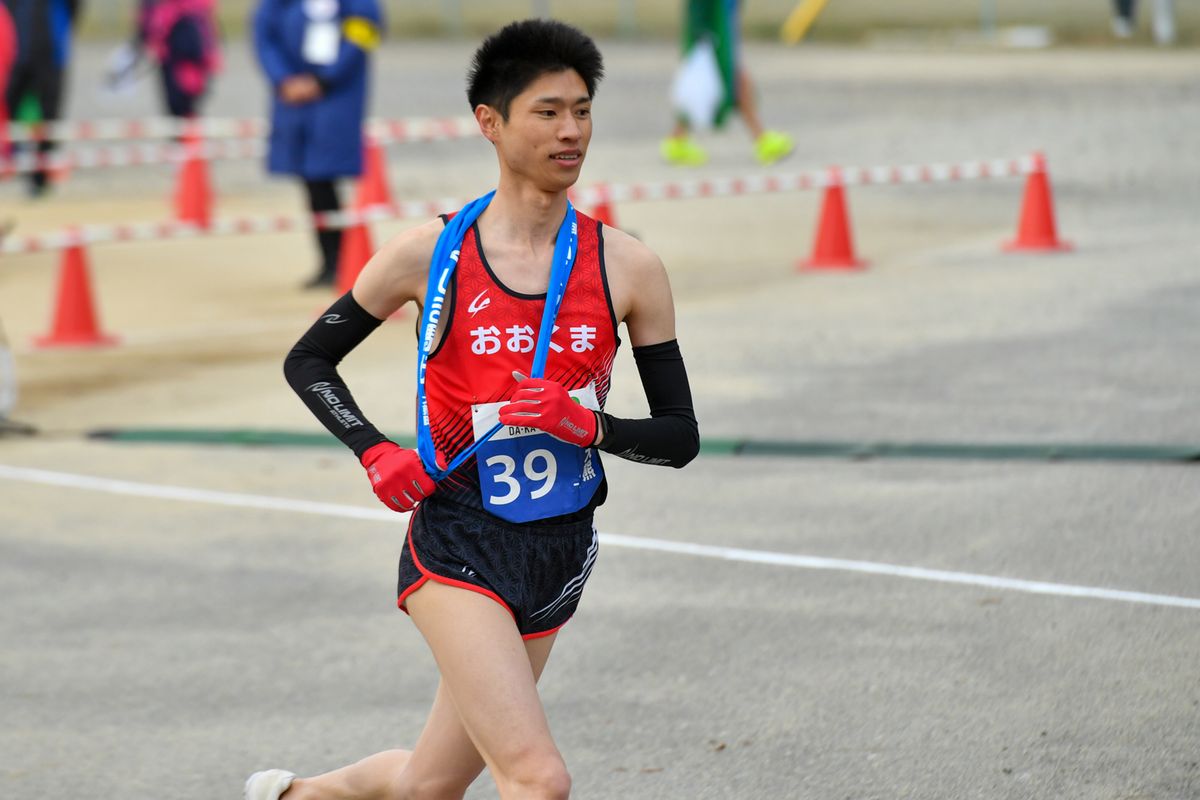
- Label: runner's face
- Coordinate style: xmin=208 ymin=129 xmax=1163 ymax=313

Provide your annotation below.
xmin=494 ymin=69 xmax=592 ymax=191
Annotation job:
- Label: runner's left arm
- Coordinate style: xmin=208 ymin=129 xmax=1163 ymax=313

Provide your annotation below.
xmin=594 ymin=338 xmax=698 ymax=468
xmin=598 ymin=235 xmax=699 ymax=467
xmin=500 ymin=233 xmax=699 ymax=468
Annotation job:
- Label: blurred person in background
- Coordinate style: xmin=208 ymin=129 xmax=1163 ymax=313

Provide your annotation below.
xmin=1112 ymin=0 xmax=1136 ymax=37
xmin=2 ymin=0 xmax=82 ymax=197
xmin=253 ymin=0 xmax=383 ymax=289
xmin=0 ymin=5 xmax=15 ymax=423
xmin=0 ymin=318 xmax=31 ymax=436
xmin=662 ymin=0 xmax=793 ymax=167
xmin=0 ymin=7 xmax=11 ymax=240
xmin=1111 ymin=0 xmax=1176 ymax=44
xmin=106 ymin=0 xmax=221 ymax=119
xmin=0 ymin=1 xmax=14 ymax=129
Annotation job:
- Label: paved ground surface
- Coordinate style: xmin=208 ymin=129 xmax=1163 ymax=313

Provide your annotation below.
xmin=2 ymin=37 xmax=1199 ymax=800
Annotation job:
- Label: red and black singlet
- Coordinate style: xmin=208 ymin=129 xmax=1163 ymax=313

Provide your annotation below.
xmin=423 ymin=211 xmax=620 ymax=515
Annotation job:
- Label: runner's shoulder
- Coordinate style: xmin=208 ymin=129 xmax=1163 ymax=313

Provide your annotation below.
xmin=598 ymin=224 xmax=676 ymax=329
xmin=354 ymin=217 xmax=444 ymax=314
xmin=366 ymin=217 xmax=445 ymax=299
xmin=376 ymin=217 xmax=443 ymax=278
xmin=600 ymin=223 xmax=666 ymax=282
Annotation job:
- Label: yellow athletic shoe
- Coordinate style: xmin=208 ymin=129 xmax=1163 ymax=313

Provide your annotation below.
xmin=755 ymin=130 xmax=795 ymax=165
xmin=660 ymin=135 xmax=708 ymax=167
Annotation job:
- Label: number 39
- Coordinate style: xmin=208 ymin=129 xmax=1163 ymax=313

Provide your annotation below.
xmin=484 ymin=449 xmax=558 ymax=505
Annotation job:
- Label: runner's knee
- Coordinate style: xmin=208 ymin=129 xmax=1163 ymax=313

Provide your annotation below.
xmin=494 ymin=751 xmax=571 ymax=800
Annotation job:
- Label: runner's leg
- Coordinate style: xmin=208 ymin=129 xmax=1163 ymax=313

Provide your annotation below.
xmin=406 ymin=581 xmax=570 ymax=800
xmin=282 ymin=593 xmax=560 ymax=800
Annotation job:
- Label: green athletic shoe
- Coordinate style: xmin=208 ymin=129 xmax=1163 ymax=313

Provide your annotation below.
xmin=660 ymin=135 xmax=708 ymax=166
xmin=755 ymin=131 xmax=795 ymax=165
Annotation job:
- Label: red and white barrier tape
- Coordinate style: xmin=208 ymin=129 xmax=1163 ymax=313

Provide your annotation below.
xmin=0 ymin=155 xmax=1039 ymax=256
xmin=1 ymin=139 xmax=263 ymax=177
xmin=0 ymin=200 xmax=460 ymax=254
xmin=2 ymin=115 xmax=479 ymax=144
xmin=0 ymin=119 xmax=481 ymax=177
xmin=571 ymin=155 xmax=1035 ymax=206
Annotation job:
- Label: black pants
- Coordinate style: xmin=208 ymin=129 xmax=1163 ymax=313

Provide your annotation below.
xmin=1114 ymin=0 xmax=1136 ymax=20
xmin=159 ymin=16 xmax=208 ymax=118
xmin=304 ymin=178 xmax=342 ymax=281
xmin=160 ymin=65 xmax=200 ymax=119
xmin=5 ymin=58 xmax=65 ymax=194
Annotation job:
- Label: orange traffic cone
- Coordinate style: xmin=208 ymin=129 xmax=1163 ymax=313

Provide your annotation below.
xmin=802 ymin=168 xmax=866 ymax=270
xmin=1004 ymin=152 xmax=1070 ymax=252
xmin=34 ymin=242 xmax=118 ymax=348
xmin=0 ymin=113 xmax=10 ymax=158
xmin=355 ymin=137 xmax=393 ymax=209
xmin=174 ymin=127 xmax=213 ymax=228
xmin=590 ymin=185 xmax=617 ymax=228
xmin=335 ymin=216 xmax=375 ymax=295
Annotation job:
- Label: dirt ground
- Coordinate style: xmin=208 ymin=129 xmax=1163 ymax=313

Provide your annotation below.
xmin=2 ymin=37 xmax=1199 ymax=800
xmin=4 ymin=39 xmax=1198 ymax=439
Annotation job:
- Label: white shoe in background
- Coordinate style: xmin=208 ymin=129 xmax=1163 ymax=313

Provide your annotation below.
xmin=1152 ymin=0 xmax=1176 ymax=44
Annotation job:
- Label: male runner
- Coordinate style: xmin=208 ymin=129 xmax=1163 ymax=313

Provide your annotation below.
xmin=252 ymin=18 xmax=699 ymax=800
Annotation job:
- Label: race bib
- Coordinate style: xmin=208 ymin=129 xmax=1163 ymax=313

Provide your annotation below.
xmin=303 ymin=22 xmax=340 ymax=65
xmin=472 ymin=383 xmax=604 ymax=523
xmin=302 ymin=0 xmax=340 ymax=65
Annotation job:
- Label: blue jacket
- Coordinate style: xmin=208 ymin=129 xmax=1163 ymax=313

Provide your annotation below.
xmin=3 ymin=0 xmax=79 ymax=68
xmin=252 ymin=0 xmax=382 ymax=179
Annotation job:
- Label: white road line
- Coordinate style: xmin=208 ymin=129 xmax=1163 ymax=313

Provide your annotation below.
xmin=0 ymin=464 xmax=391 ymax=521
xmin=2 ymin=463 xmax=1198 ymax=611
xmin=597 ymin=534 xmax=1200 ymax=610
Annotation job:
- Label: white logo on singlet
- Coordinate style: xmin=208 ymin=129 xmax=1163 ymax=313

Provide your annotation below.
xmin=467 ymin=291 xmax=491 ymax=317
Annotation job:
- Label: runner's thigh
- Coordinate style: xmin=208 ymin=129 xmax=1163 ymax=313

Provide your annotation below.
xmin=406 ymin=582 xmax=562 ymax=774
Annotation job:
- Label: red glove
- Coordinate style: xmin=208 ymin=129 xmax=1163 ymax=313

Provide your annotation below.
xmin=360 ymin=442 xmax=436 ymax=513
xmin=498 ymin=375 xmax=598 ymax=447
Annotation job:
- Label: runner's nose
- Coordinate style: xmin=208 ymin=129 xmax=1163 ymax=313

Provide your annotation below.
xmin=558 ymin=115 xmax=581 ymax=142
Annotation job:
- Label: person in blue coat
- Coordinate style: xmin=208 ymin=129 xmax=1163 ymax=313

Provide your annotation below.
xmin=253 ymin=0 xmax=383 ymax=288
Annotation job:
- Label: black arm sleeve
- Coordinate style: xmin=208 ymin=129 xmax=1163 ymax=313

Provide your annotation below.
xmin=282 ymin=292 xmax=391 ymax=460
xmin=596 ymin=339 xmax=700 ymax=469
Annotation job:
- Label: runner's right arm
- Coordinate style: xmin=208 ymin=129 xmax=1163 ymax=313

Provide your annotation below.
xmin=282 ymin=220 xmax=441 ymax=510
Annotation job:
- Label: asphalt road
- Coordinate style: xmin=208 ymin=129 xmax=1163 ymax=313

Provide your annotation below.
xmin=1 ymin=37 xmax=1198 ymax=800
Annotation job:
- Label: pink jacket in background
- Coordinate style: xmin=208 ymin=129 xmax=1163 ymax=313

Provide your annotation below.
xmin=0 ymin=3 xmax=16 ymax=105
xmin=0 ymin=3 xmax=15 ymax=126
xmin=138 ymin=0 xmax=222 ymax=96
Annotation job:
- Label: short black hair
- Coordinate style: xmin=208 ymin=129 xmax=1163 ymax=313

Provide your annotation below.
xmin=467 ymin=19 xmax=604 ymax=120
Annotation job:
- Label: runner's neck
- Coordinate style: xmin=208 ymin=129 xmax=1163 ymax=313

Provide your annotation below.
xmin=481 ymin=180 xmax=572 ymax=251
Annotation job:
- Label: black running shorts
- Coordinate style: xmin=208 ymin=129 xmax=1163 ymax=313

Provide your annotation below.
xmin=398 ymin=496 xmax=599 ymax=639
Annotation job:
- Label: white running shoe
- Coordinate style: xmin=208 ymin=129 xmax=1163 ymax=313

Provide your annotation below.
xmin=244 ymin=769 xmax=296 ymax=800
